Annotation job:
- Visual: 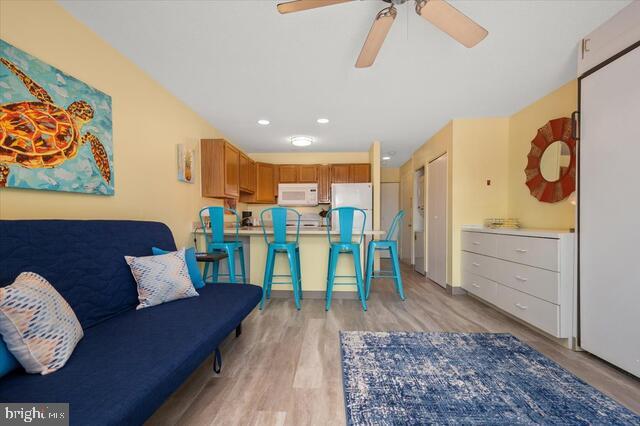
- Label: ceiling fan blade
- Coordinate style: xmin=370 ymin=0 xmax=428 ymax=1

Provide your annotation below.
xmin=277 ymin=0 xmax=352 ymax=14
xmin=415 ymin=0 xmax=488 ymax=48
xmin=355 ymin=6 xmax=397 ymax=68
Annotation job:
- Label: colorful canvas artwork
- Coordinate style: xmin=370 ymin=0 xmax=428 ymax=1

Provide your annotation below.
xmin=177 ymin=144 xmax=194 ymax=183
xmin=0 ymin=39 xmax=114 ymax=195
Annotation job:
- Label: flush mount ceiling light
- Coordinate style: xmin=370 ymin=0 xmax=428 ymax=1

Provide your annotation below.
xmin=317 ymin=118 xmax=330 ymax=124
xmin=257 ymin=119 xmax=270 ymax=125
xmin=382 ymin=156 xmax=391 ymax=160
xmin=290 ymin=136 xmax=314 ymax=147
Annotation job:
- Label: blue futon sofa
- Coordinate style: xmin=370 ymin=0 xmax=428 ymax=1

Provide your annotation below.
xmin=0 ymin=220 xmax=261 ymax=425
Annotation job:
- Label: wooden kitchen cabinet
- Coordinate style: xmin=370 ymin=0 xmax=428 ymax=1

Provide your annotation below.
xmin=241 ymin=162 xmax=276 ymax=204
xmin=350 ymin=163 xmax=371 ymax=183
xmin=278 ymin=165 xmax=298 ymax=183
xmin=239 ymin=153 xmax=255 ymax=193
xmin=318 ymin=164 xmax=331 ymax=204
xmin=201 ymin=139 xmax=240 ymax=198
xmin=273 ymin=165 xmax=279 ymax=197
xmin=298 ymin=165 xmax=318 ymax=183
xmin=330 ymin=164 xmax=351 ymax=183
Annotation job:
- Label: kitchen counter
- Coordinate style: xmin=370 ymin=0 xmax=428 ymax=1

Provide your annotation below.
xmin=193 ymin=226 xmax=384 ymax=296
xmin=194 ymin=226 xmax=384 ymax=236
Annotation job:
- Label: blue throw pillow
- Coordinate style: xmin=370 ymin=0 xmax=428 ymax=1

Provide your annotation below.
xmin=0 ymin=339 xmax=19 ymax=378
xmin=152 ymin=247 xmax=205 ymax=289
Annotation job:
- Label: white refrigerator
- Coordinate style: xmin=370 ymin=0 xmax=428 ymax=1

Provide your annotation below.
xmin=331 ymin=183 xmax=372 ymax=232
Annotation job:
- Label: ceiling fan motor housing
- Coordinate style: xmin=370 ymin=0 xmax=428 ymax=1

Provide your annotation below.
xmin=382 ymin=0 xmax=411 ymax=5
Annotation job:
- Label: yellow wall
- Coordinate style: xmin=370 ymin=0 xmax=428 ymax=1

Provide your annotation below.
xmin=0 ymin=0 xmax=229 ymax=247
xmin=508 ymin=80 xmax=577 ymax=229
xmin=451 ymin=118 xmax=510 ymax=286
xmin=381 ymin=168 xmax=400 ymax=183
xmin=403 ymin=82 xmax=577 ymax=288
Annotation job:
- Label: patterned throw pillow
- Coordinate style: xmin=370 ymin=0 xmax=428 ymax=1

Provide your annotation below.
xmin=0 ymin=272 xmax=84 ymax=375
xmin=125 ymin=249 xmax=199 ymax=310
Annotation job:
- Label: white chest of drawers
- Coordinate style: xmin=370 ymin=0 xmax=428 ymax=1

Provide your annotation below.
xmin=461 ymin=227 xmax=575 ymax=344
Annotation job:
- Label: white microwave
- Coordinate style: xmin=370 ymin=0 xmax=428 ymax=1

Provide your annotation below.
xmin=278 ymin=183 xmax=318 ymax=206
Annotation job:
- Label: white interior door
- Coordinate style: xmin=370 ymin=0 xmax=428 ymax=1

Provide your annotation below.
xmin=414 ymin=170 xmax=426 ymax=275
xmin=380 ymin=183 xmax=400 ymax=258
xmin=400 ymin=171 xmax=413 ymax=264
xmin=580 ymin=45 xmax=640 ymax=377
xmin=428 ymin=154 xmax=447 ymax=288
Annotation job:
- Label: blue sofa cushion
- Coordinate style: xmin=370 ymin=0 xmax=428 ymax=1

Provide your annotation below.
xmin=0 ymin=283 xmax=262 ymax=425
xmin=0 ymin=220 xmax=177 ymax=329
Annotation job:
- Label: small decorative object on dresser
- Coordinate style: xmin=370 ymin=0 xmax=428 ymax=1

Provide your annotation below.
xmin=461 ymin=226 xmax=576 ymax=348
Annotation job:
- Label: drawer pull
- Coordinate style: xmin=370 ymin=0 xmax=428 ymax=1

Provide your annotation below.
xmin=472 ymin=262 xmax=480 ymax=267
xmin=472 ymin=241 xmax=481 ymax=245
xmin=515 ymin=303 xmax=528 ymax=310
xmin=472 ymin=283 xmax=480 ymax=288
xmin=515 ymin=249 xmax=528 ymax=253
xmin=515 ymin=275 xmax=528 ymax=282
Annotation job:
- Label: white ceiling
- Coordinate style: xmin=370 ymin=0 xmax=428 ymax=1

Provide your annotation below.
xmin=59 ymin=0 xmax=629 ymax=166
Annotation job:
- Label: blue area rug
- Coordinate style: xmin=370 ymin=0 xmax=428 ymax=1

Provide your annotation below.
xmin=340 ymin=331 xmax=640 ymax=425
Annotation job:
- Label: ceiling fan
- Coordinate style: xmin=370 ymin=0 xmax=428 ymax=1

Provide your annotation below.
xmin=276 ymin=0 xmax=488 ymax=68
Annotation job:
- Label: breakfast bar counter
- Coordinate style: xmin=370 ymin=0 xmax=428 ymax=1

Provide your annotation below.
xmin=194 ymin=227 xmax=384 ymax=295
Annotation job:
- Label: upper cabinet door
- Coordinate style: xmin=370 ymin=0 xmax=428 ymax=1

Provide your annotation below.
xmin=224 ymin=142 xmax=240 ymax=198
xmin=239 ymin=153 xmax=253 ymax=193
xmin=256 ymin=162 xmax=276 ymax=203
xmin=350 ymin=164 xmax=371 ymax=183
xmin=279 ymin=165 xmax=298 ymax=183
xmin=248 ymin=159 xmax=257 ymax=193
xmin=331 ymin=164 xmax=350 ymax=183
xmin=318 ymin=165 xmax=331 ymax=204
xmin=273 ymin=164 xmax=279 ymax=197
xmin=577 ymin=2 xmax=640 ymax=76
xmin=298 ymin=165 xmax=318 ymax=183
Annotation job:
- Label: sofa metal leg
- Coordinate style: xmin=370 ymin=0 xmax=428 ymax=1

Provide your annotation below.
xmin=235 ymin=323 xmax=242 ymax=337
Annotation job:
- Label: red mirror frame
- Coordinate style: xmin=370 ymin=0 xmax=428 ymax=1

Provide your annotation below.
xmin=525 ymin=117 xmax=577 ymax=203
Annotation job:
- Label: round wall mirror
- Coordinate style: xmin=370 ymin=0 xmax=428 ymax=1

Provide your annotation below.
xmin=540 ymin=140 xmax=571 ymax=182
xmin=525 ymin=117 xmax=576 ymax=203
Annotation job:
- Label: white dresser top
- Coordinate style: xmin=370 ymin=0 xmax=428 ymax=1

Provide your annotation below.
xmin=462 ymin=225 xmax=574 ymax=239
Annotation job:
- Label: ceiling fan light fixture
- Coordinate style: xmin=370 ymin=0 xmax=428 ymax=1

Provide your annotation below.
xmin=290 ymin=136 xmax=314 ymax=147
xmin=415 ymin=0 xmax=488 ymax=48
xmin=317 ymin=118 xmax=330 ymax=124
xmin=257 ymin=119 xmax=270 ymax=125
xmin=382 ymin=156 xmax=391 ymax=161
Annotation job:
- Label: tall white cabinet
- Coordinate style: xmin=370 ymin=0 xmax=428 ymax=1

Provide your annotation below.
xmin=578 ymin=4 xmax=640 ymax=377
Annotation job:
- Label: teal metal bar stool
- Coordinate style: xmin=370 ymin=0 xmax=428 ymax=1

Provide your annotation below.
xmin=365 ymin=210 xmax=405 ymax=300
xmin=259 ymin=207 xmax=303 ymax=310
xmin=325 ymin=207 xmax=367 ymax=312
xmin=198 ymin=206 xmax=246 ymax=284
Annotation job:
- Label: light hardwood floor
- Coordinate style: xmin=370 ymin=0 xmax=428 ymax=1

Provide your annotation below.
xmin=148 ymin=262 xmax=640 ymax=425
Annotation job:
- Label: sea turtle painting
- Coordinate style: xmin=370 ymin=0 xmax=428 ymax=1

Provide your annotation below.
xmin=0 ymin=40 xmax=113 ymax=195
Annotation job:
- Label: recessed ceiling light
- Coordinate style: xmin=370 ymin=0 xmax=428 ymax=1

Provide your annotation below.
xmin=257 ymin=119 xmax=270 ymax=125
xmin=382 ymin=156 xmax=391 ymax=161
xmin=317 ymin=118 xmax=330 ymax=124
xmin=290 ymin=136 xmax=313 ymax=147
